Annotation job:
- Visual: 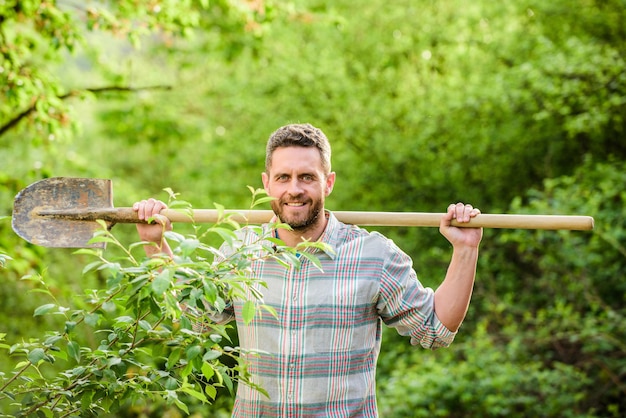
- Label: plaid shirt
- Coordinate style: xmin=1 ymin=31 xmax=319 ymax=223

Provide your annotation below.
xmin=212 ymin=212 xmax=455 ymax=417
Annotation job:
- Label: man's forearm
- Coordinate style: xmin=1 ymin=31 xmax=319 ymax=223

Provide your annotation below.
xmin=434 ymin=246 xmax=479 ymax=332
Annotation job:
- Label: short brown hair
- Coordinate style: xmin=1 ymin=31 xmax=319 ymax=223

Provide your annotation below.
xmin=265 ymin=123 xmax=332 ymax=174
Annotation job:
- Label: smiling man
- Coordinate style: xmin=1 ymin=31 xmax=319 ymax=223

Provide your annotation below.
xmin=134 ymin=123 xmax=483 ymax=417
xmin=261 ymin=127 xmax=336 ymax=247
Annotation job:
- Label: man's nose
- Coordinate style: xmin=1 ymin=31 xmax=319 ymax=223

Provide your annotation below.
xmin=287 ymin=178 xmax=304 ymax=194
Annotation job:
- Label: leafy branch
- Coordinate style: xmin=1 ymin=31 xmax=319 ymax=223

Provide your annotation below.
xmin=0 ymin=193 xmax=325 ymax=416
xmin=0 ymin=85 xmax=172 ymax=137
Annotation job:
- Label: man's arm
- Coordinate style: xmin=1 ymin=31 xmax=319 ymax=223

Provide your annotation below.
xmin=434 ymin=203 xmax=483 ymax=332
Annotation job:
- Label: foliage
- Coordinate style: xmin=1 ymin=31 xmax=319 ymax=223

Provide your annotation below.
xmin=378 ymin=320 xmax=591 ymax=418
xmin=1 ymin=0 xmax=625 ymax=416
xmin=480 ymin=158 xmax=626 ymax=416
xmin=0 ymin=0 xmax=276 ymax=388
xmin=0 ymin=195 xmax=327 ymax=416
xmin=0 ymin=0 xmax=270 ymax=142
xmin=378 ymin=158 xmax=626 ymax=417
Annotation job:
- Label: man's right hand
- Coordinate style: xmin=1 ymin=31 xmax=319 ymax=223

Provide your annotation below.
xmin=133 ymin=198 xmax=173 ymax=255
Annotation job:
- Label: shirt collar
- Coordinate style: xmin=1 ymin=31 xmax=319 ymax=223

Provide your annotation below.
xmin=267 ymin=210 xmax=339 ymax=260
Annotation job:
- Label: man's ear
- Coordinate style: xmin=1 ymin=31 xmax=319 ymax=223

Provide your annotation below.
xmin=261 ymin=172 xmax=269 ymax=191
xmin=325 ymin=172 xmax=336 ymax=196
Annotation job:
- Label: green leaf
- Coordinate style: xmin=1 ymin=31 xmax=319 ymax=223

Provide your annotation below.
xmin=165 ymin=376 xmax=179 ymax=390
xmin=64 ymin=321 xmax=77 ymax=333
xmin=84 ymin=313 xmax=101 ymax=327
xmin=149 ymin=297 xmax=162 ymax=316
xmin=102 ymin=300 xmax=117 ymax=312
xmin=114 ymin=316 xmax=134 ymax=324
xmin=139 ymin=320 xmax=152 ymax=331
xmin=172 ymin=396 xmax=189 ymax=415
xmin=185 ymin=345 xmax=202 ymax=361
xmin=260 ymin=304 xmax=278 ymax=319
xmin=297 ymin=251 xmax=325 ymax=272
xmin=181 ymin=360 xmax=194 ymax=378
xmin=181 ymin=386 xmax=209 ymax=403
xmin=209 ymin=226 xmax=238 ymax=244
xmin=67 ymin=341 xmax=81 ymax=362
xmin=167 ymin=348 xmax=182 ymax=369
xmin=152 ymin=269 xmax=172 ymax=294
xmin=203 ymin=281 xmax=218 ymax=304
xmin=73 ymin=248 xmax=102 ymax=257
xmin=179 ymin=315 xmax=192 ymax=330
xmin=201 ymin=362 xmax=215 ymax=381
xmin=54 ymin=349 xmax=68 ymax=361
xmin=15 ymin=360 xmax=30 ymax=369
xmin=202 ymin=349 xmax=222 ymax=362
xmin=205 ymin=384 xmax=217 ymax=400
xmin=87 ymin=236 xmax=117 ymax=245
xmin=242 ymin=300 xmax=256 ymax=325
xmin=28 ymin=348 xmax=46 ymax=364
xmin=34 ymin=303 xmax=57 ymax=317
xmin=82 ymin=260 xmax=105 ymax=274
xmin=44 ymin=334 xmax=63 ymax=346
xmin=214 ymin=297 xmax=227 ymax=313
xmin=81 ymin=390 xmax=95 ymax=410
xmin=107 ymin=357 xmax=122 ymax=367
xmin=179 ymin=238 xmax=200 ymax=256
xmin=221 ymin=370 xmax=234 ymax=396
xmin=26 ymin=288 xmax=52 ymax=296
xmin=251 ymin=195 xmax=276 ymax=207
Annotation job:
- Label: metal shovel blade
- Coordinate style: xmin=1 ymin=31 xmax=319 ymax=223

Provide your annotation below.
xmin=12 ymin=177 xmax=113 ymax=248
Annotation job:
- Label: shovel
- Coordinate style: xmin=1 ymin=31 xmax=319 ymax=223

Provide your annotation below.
xmin=12 ymin=177 xmax=595 ymax=248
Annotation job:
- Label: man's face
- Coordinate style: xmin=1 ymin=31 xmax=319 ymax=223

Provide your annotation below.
xmin=262 ymin=146 xmax=335 ymax=231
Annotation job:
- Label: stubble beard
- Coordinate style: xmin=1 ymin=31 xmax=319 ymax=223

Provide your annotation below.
xmin=272 ymin=197 xmax=324 ymax=232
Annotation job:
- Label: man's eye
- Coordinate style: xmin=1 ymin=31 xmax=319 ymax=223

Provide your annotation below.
xmin=301 ymin=175 xmax=313 ymax=181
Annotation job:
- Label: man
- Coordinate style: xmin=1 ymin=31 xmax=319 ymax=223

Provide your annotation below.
xmin=134 ymin=123 xmax=482 ymax=417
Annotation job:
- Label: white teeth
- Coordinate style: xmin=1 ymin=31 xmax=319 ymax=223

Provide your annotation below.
xmin=286 ymin=203 xmax=304 ymax=206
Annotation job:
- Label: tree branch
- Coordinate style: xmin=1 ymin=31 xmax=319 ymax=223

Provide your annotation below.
xmin=0 ymin=84 xmax=173 ymax=137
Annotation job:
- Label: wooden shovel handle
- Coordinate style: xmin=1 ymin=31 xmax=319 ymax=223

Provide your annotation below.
xmin=39 ymin=208 xmax=595 ymax=230
xmin=112 ymin=208 xmax=592 ymax=230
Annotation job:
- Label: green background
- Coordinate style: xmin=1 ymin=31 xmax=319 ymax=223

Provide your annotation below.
xmin=1 ymin=0 xmax=624 ymax=416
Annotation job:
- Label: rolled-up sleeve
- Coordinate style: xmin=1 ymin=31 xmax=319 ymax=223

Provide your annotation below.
xmin=377 ymin=239 xmax=457 ymax=349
